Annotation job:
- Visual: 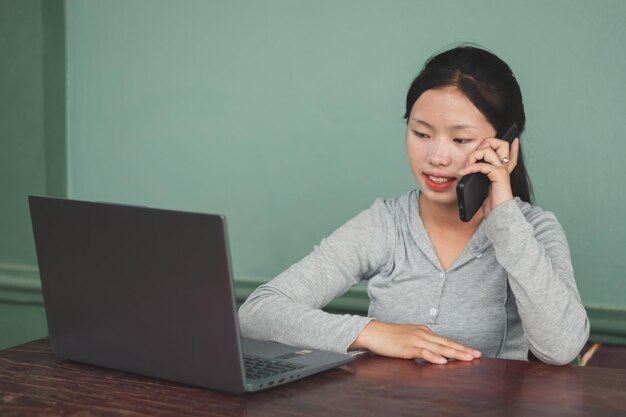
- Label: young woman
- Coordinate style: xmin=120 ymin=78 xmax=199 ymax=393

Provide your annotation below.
xmin=238 ymin=45 xmax=589 ymax=365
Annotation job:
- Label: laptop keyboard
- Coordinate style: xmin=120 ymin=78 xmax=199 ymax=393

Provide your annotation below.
xmin=244 ymin=355 xmax=305 ymax=380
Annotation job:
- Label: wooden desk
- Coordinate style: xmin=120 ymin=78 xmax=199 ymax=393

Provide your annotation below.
xmin=1 ymin=339 xmax=625 ymax=416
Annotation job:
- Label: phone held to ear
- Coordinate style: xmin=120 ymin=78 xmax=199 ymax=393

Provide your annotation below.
xmin=456 ymin=123 xmax=519 ymax=222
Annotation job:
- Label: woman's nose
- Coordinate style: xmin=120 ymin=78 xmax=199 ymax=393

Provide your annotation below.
xmin=428 ymin=140 xmax=451 ymax=166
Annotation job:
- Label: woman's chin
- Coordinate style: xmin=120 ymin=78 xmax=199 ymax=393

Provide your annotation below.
xmin=418 ymin=189 xmax=460 ymax=211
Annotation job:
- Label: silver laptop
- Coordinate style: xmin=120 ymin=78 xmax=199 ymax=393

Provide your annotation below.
xmin=28 ymin=196 xmax=352 ymax=394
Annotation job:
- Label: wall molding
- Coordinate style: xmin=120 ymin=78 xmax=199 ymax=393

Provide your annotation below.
xmin=584 ymin=305 xmax=626 ymax=345
xmin=0 ymin=263 xmax=43 ymax=305
xmin=1 ymin=267 xmax=624 ymax=344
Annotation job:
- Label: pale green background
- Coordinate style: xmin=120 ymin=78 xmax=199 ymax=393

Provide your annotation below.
xmin=67 ymin=0 xmax=626 ymax=306
xmin=2 ymin=0 xmax=626 ymax=349
xmin=0 ymin=0 xmax=64 ymax=348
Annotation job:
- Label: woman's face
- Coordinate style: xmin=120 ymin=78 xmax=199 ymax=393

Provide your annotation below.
xmin=406 ymin=86 xmax=496 ymax=207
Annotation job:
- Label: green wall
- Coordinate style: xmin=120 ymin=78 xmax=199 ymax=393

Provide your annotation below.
xmin=2 ymin=0 xmax=626 ymax=348
xmin=0 ymin=0 xmax=65 ymax=349
xmin=66 ymin=0 xmax=626 ymax=307
xmin=1 ymin=0 xmax=45 ymax=267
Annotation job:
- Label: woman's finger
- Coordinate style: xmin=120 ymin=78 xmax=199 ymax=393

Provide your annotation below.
xmin=472 ymin=138 xmax=511 ymax=166
xmin=418 ymin=340 xmax=476 ymax=362
xmin=466 ymin=146 xmax=506 ymax=167
xmin=409 ymin=333 xmax=481 ymax=362
xmin=459 ymin=161 xmax=505 ymax=179
xmin=419 ymin=348 xmax=448 ymax=364
xmin=423 ymin=334 xmax=482 ymax=357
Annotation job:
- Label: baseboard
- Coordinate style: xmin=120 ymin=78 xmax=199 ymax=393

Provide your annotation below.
xmin=585 ymin=305 xmax=626 ymax=345
xmin=0 ymin=262 xmax=42 ymax=305
xmin=1 ymin=266 xmax=624 ymax=344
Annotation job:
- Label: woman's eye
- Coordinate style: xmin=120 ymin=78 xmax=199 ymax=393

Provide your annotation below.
xmin=413 ymin=131 xmax=429 ymax=139
xmin=454 ymin=138 xmax=473 ymax=144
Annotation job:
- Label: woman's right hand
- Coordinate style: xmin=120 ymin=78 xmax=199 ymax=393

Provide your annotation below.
xmin=349 ymin=320 xmax=481 ymax=364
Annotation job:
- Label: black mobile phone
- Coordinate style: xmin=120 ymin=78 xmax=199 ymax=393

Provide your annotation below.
xmin=456 ymin=123 xmax=519 ymax=222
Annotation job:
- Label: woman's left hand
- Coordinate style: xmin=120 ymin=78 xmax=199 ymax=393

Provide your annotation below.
xmin=458 ymin=137 xmax=520 ymax=218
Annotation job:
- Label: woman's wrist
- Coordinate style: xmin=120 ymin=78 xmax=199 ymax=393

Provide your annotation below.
xmin=349 ymin=319 xmax=379 ymax=350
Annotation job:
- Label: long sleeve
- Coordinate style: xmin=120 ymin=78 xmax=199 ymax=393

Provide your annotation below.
xmin=483 ymin=199 xmax=590 ymax=365
xmin=238 ymin=199 xmax=394 ymax=354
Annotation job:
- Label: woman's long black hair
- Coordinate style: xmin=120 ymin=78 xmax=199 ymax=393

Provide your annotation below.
xmin=404 ymin=45 xmax=533 ymax=203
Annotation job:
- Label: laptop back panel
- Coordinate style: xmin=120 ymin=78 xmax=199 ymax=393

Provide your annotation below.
xmin=29 ymin=196 xmax=246 ymax=393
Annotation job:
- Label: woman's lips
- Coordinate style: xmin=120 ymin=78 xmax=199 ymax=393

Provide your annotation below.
xmin=423 ymin=174 xmax=457 ymax=191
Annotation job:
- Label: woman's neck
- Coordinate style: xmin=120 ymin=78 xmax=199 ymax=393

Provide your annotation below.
xmin=418 ymin=192 xmax=483 ymax=232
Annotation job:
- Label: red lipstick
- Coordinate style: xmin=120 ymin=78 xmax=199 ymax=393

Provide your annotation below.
xmin=423 ymin=174 xmax=456 ymax=191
